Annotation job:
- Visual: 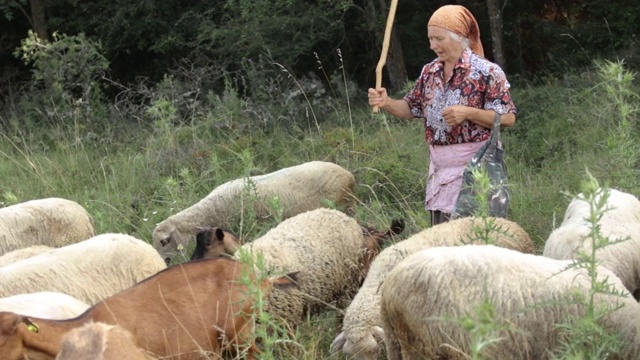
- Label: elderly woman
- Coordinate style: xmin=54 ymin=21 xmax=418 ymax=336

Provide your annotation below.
xmin=368 ymin=5 xmax=517 ymax=225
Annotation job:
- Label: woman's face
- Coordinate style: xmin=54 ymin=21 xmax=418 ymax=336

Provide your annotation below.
xmin=428 ymin=26 xmax=464 ymax=64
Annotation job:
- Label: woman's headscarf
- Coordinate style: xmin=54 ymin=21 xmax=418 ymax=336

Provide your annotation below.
xmin=427 ymin=5 xmax=484 ymax=57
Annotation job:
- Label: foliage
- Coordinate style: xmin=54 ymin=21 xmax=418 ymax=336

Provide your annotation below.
xmin=8 ymin=30 xmax=109 ymax=130
xmin=0 ymin=0 xmax=25 ymax=21
xmin=1 ymin=58 xmax=640 ymax=357
xmin=15 ymin=30 xmax=109 ymax=99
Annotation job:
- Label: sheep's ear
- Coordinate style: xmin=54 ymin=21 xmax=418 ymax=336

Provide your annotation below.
xmin=270 ymin=271 xmax=300 ymax=289
xmin=170 ymin=228 xmax=189 ymax=249
xmin=159 ymin=225 xmax=177 ymax=247
xmin=371 ymin=326 xmax=385 ymax=343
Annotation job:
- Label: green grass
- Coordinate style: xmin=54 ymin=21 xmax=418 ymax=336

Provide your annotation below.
xmin=0 ymin=59 xmax=638 ymax=358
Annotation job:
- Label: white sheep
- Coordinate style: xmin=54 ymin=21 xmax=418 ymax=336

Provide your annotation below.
xmin=0 ymin=292 xmax=89 ymax=320
xmin=0 ymin=233 xmax=166 ymax=305
xmin=331 ymin=216 xmax=535 ymax=360
xmin=543 ymin=188 xmax=640 ymax=299
xmin=0 ymin=197 xmax=95 ymax=256
xmin=0 ymin=245 xmax=53 ymax=267
xmin=153 ymin=161 xmax=356 ymax=265
xmin=236 ymin=208 xmax=402 ymax=329
xmin=55 ymin=322 xmax=157 ymax=360
xmin=380 ymin=245 xmax=640 ymax=359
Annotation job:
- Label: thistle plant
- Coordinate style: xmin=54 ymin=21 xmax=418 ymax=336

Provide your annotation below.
xmin=552 ymin=172 xmax=628 ymax=359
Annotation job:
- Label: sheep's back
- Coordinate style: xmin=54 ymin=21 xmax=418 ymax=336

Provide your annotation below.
xmin=239 ymin=208 xmax=364 ymax=326
xmin=0 ymin=233 xmax=166 ymax=305
xmin=561 ymin=189 xmax=640 ymax=225
xmin=0 ymin=291 xmax=90 ymax=319
xmin=543 ymin=189 xmax=640 ymax=295
xmin=0 ymin=197 xmax=95 ymax=255
xmin=380 ymin=245 xmax=640 ymax=359
xmin=0 ymin=245 xmax=54 ymax=267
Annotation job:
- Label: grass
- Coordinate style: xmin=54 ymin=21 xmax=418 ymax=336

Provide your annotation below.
xmin=0 ymin=57 xmax=639 ymax=358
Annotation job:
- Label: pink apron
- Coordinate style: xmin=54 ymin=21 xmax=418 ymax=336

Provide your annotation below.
xmin=425 ymin=141 xmax=487 ymax=212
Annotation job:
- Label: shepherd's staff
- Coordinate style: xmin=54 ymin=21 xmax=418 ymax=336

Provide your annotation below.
xmin=373 ymin=0 xmax=399 ymax=114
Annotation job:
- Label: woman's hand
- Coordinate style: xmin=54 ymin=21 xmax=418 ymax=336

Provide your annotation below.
xmin=368 ymin=87 xmax=389 ymax=109
xmin=442 ymin=105 xmax=471 ymax=126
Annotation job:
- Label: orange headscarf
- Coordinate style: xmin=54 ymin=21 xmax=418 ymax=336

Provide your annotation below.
xmin=427 ymin=5 xmax=484 ymax=58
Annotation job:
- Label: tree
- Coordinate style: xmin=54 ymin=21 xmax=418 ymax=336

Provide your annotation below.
xmin=375 ymin=0 xmax=407 ymax=91
xmin=485 ymin=0 xmax=505 ymax=69
xmin=29 ymin=0 xmax=47 ymax=40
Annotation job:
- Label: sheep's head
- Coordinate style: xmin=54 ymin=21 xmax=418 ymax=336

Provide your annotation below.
xmin=190 ymin=227 xmax=242 ymax=261
xmin=153 ymin=224 xmax=189 ymax=266
xmin=331 ymin=327 xmax=385 ymax=360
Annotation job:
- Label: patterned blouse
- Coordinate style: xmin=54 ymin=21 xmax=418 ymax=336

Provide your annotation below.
xmin=404 ymin=48 xmax=517 ymax=146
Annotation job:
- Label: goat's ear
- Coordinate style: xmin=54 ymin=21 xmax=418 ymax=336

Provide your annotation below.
xmin=215 ymin=228 xmax=225 ymax=241
xmin=195 ymin=230 xmax=211 ymax=246
xmin=0 ymin=314 xmax=25 ymax=335
xmin=390 ymin=218 xmax=405 ymax=235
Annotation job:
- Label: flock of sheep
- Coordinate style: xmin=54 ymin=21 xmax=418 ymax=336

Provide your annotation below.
xmin=1 ymin=160 xmax=639 ymax=359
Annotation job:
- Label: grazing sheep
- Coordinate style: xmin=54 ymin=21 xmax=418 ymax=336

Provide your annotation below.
xmin=55 ymin=322 xmax=157 ymax=360
xmin=189 ymin=226 xmax=242 ymax=261
xmin=0 ymin=292 xmax=89 ymax=320
xmin=0 ymin=245 xmax=53 ymax=267
xmin=331 ymin=216 xmax=535 ymax=360
xmin=0 ymin=233 xmax=166 ymax=305
xmin=0 ymin=257 xmax=297 ymax=360
xmin=153 ymin=161 xmax=356 ymax=265
xmin=380 ymin=245 xmax=640 ymax=360
xmin=0 ymin=197 xmax=95 ymax=256
xmin=219 ymin=208 xmax=403 ymax=329
xmin=543 ymin=188 xmax=640 ymax=299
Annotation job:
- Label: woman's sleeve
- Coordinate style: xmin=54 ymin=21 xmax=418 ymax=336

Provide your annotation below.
xmin=403 ymin=65 xmax=429 ymax=118
xmin=484 ymin=67 xmax=518 ymax=116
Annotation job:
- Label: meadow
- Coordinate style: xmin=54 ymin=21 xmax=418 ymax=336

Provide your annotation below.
xmin=1 ymin=59 xmax=639 ymax=359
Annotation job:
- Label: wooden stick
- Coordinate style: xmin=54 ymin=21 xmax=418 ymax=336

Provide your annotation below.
xmin=373 ymin=0 xmax=399 ymax=114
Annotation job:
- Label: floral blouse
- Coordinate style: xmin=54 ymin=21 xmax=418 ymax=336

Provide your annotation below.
xmin=404 ymin=48 xmax=517 ymax=145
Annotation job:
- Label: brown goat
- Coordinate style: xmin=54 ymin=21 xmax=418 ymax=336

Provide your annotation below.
xmin=55 ymin=322 xmax=156 ymax=360
xmin=0 ymin=257 xmax=296 ymax=360
xmin=360 ymin=218 xmax=405 ymax=278
xmin=190 ymin=227 xmax=241 ymax=261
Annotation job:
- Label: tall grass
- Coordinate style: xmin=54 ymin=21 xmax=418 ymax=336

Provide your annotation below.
xmin=0 ymin=56 xmax=639 ymax=358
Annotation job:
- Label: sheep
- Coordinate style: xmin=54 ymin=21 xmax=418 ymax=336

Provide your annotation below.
xmin=153 ymin=161 xmax=356 ymax=265
xmin=0 ymin=292 xmax=89 ymax=320
xmin=189 ymin=226 xmax=242 ymax=261
xmin=330 ymin=216 xmax=535 ymax=360
xmin=543 ymin=188 xmax=640 ymax=299
xmin=0 ymin=245 xmax=53 ymax=267
xmin=0 ymin=257 xmax=297 ymax=360
xmin=379 ymin=245 xmax=640 ymax=359
xmin=213 ymin=208 xmax=403 ymax=330
xmin=55 ymin=322 xmax=156 ymax=360
xmin=0 ymin=233 xmax=167 ymax=305
xmin=0 ymin=197 xmax=95 ymax=256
